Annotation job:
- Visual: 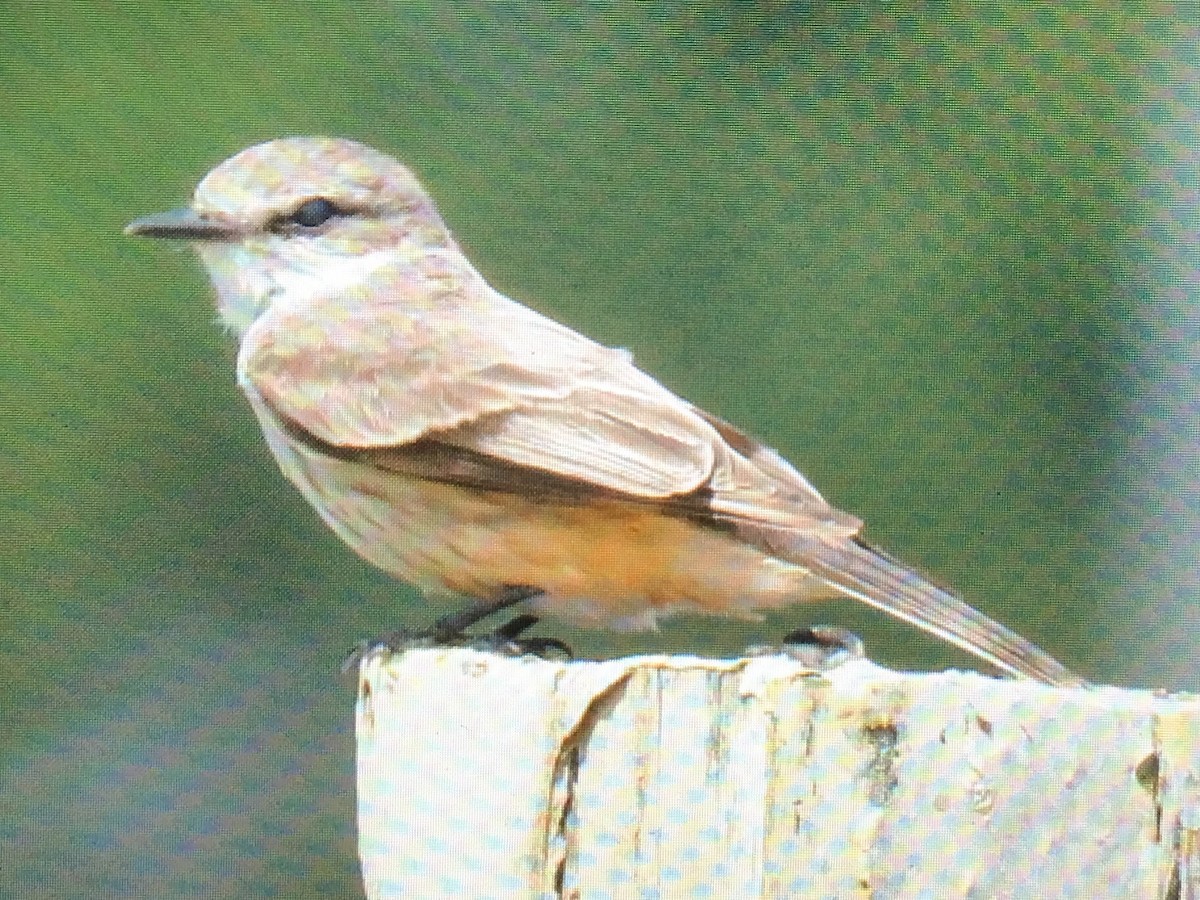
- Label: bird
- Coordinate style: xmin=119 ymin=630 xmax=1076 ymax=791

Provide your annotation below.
xmin=125 ymin=136 xmax=1081 ymax=686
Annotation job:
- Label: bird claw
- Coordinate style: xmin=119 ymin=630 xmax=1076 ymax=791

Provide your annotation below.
xmin=340 ymin=612 xmax=573 ymax=681
xmin=745 ymin=625 xmax=866 ymax=671
xmin=483 ymin=614 xmax=574 ymax=660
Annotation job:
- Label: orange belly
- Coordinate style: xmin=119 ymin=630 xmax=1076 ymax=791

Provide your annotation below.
xmin=280 ymin=440 xmax=815 ymax=628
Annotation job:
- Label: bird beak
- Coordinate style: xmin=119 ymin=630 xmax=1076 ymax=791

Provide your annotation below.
xmin=124 ymin=207 xmax=241 ymax=241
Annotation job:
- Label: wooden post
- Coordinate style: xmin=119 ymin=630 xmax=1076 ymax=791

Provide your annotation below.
xmin=355 ymin=650 xmax=1200 ymax=899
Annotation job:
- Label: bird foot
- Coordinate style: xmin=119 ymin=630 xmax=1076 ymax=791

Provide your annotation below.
xmin=340 ymin=611 xmax=572 ymax=680
xmin=745 ymin=625 xmax=865 ymax=671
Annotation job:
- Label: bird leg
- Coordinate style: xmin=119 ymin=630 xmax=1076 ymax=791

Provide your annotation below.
xmin=342 ymin=585 xmax=571 ymax=678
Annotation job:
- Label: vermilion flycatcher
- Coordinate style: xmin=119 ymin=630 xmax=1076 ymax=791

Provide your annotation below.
xmin=126 ymin=137 xmax=1079 ymax=686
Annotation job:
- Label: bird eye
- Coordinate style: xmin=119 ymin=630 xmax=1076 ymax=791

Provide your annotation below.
xmin=287 ymin=197 xmax=339 ymax=228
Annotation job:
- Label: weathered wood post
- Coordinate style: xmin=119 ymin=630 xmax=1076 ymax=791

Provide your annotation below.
xmin=356 ymin=650 xmax=1199 ymax=899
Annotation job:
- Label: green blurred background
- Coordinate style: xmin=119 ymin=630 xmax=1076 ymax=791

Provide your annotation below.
xmin=3 ymin=2 xmax=1197 ymax=897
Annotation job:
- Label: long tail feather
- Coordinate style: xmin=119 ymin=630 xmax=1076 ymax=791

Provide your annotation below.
xmin=791 ymin=537 xmax=1083 ymax=687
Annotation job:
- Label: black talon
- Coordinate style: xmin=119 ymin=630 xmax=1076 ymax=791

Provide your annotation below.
xmin=475 ymin=614 xmax=574 ymax=660
xmin=340 ymin=586 xmax=570 ymax=680
xmin=340 ymin=639 xmax=376 ymax=680
xmin=512 ymin=636 xmax=574 ymax=660
xmin=490 ymin=619 xmax=574 ymax=660
xmin=746 ymin=624 xmax=866 ymax=671
xmin=340 ymin=628 xmax=424 ymax=680
xmin=780 ymin=625 xmax=865 ymax=656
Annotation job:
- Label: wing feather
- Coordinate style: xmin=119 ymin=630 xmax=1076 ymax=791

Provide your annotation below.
xmin=238 ymin=253 xmax=856 ymax=534
xmin=238 ymin=256 xmax=717 ymax=497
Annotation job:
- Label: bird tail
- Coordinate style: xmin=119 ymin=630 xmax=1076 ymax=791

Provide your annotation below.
xmin=788 ymin=537 xmax=1082 ymax=687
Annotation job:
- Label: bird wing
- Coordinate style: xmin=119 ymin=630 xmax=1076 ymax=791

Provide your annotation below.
xmin=238 ymin=252 xmax=853 ymax=532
